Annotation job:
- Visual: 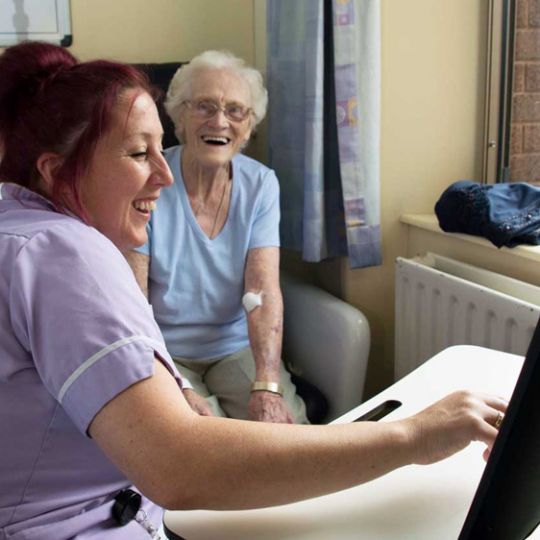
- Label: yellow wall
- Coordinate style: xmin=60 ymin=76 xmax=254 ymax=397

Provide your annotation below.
xmin=69 ymin=0 xmax=254 ymax=62
xmin=345 ymin=0 xmax=487 ymax=396
xmin=1 ymin=1 xmax=255 ymax=61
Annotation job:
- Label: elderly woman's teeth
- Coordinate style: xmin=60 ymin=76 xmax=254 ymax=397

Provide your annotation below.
xmin=133 ymin=200 xmax=156 ymax=212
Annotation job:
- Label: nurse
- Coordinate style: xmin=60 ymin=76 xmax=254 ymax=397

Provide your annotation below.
xmin=0 ymin=41 xmax=507 ymax=539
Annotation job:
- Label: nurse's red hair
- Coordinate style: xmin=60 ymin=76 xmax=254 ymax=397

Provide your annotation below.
xmin=0 ymin=41 xmax=156 ymax=218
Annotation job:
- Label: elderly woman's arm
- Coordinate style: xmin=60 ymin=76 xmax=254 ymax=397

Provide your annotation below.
xmin=243 ymin=246 xmax=293 ymax=423
xmin=124 ymin=250 xmax=214 ymax=417
xmin=124 ymin=251 xmax=150 ymax=298
xmin=89 ymin=357 xmax=507 ymax=510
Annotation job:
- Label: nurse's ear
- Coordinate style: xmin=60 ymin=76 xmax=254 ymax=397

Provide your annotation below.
xmin=36 ymin=153 xmax=63 ymax=196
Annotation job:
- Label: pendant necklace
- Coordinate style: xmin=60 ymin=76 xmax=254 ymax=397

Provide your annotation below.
xmin=192 ymin=163 xmax=231 ymax=239
xmin=209 ymin=177 xmax=229 ymax=239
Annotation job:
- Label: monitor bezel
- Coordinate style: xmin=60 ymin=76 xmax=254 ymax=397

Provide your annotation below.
xmin=458 ymin=317 xmax=540 ymax=539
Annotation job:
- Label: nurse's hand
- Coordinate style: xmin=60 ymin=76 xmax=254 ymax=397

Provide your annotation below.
xmin=182 ymin=388 xmax=214 ymax=416
xmin=248 ymin=391 xmax=294 ymax=424
xmin=403 ymin=390 xmax=508 ymax=465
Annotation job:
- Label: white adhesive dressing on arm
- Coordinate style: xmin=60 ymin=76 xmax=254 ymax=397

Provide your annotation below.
xmin=242 ymin=291 xmax=263 ymax=313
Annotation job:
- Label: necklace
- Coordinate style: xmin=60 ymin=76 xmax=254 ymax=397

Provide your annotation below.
xmin=209 ymin=178 xmax=229 ymax=239
xmin=190 ymin=164 xmax=231 ymax=239
xmin=191 ymin=168 xmax=205 ymax=217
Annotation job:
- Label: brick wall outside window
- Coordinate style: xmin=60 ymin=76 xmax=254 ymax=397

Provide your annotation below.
xmin=510 ymin=0 xmax=540 ymax=184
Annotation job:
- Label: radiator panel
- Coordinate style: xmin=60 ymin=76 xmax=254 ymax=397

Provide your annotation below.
xmin=395 ymin=255 xmax=540 ymax=380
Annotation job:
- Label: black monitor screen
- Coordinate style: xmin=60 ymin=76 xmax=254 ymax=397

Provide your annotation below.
xmin=458 ymin=316 xmax=540 ymax=540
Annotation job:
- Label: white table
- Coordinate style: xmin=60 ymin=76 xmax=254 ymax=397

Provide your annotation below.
xmin=164 ymin=345 xmax=539 ymax=540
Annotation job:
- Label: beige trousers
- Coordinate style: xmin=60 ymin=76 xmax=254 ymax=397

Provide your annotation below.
xmin=174 ymin=347 xmax=308 ymax=423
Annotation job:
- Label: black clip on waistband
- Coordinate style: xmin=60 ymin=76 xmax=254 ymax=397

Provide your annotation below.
xmin=113 ymin=488 xmax=187 ymax=539
xmin=112 ymin=489 xmax=142 ymax=526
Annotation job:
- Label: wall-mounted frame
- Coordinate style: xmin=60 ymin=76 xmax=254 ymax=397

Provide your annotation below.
xmin=0 ymin=0 xmax=72 ymax=47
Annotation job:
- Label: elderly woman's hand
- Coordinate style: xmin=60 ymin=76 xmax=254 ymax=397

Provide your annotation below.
xmin=182 ymin=388 xmax=214 ymax=417
xmin=248 ymin=391 xmax=294 ymax=424
xmin=402 ymin=390 xmax=508 ymax=465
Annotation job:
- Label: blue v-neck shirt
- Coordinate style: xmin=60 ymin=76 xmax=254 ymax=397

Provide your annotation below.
xmin=137 ymin=145 xmax=281 ymax=361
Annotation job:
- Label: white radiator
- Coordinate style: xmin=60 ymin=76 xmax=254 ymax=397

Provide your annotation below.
xmin=395 ymin=253 xmax=540 ymax=380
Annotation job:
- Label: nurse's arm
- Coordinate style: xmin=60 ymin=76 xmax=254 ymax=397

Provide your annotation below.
xmin=89 ymin=357 xmax=506 ymax=511
xmin=88 ymin=357 xmax=413 ymax=510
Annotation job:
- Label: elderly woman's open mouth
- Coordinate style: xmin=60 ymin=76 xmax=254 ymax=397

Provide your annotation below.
xmin=202 ymin=135 xmax=230 ymax=145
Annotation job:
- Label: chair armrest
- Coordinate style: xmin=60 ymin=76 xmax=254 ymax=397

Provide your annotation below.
xmin=281 ymin=273 xmax=370 ymax=422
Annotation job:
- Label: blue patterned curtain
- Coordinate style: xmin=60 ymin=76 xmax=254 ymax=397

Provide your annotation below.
xmin=267 ymin=0 xmax=381 ymax=268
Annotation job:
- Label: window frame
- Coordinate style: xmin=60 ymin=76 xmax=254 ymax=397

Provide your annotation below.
xmin=482 ymin=0 xmax=516 ymax=184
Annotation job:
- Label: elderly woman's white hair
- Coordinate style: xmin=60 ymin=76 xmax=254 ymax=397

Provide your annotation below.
xmin=164 ymin=50 xmax=268 ymax=143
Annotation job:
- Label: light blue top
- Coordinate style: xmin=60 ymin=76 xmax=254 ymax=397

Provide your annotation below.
xmin=137 ymin=145 xmax=280 ymax=360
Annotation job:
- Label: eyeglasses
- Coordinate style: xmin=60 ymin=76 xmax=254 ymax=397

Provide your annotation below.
xmin=182 ymin=99 xmax=252 ymax=122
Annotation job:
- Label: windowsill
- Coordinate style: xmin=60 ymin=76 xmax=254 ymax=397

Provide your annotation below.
xmin=400 ymin=214 xmax=540 ymax=264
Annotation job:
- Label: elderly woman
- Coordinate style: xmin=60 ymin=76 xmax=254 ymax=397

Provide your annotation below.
xmin=127 ymin=50 xmax=307 ymax=423
xmin=0 ymin=42 xmax=507 ymax=540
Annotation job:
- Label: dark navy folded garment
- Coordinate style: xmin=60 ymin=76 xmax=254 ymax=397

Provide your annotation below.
xmin=435 ymin=180 xmax=540 ymax=248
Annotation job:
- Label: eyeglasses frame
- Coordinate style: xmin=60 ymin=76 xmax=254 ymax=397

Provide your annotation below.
xmin=181 ymin=99 xmax=253 ymax=123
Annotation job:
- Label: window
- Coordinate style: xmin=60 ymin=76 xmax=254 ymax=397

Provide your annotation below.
xmin=483 ymin=0 xmax=540 ymax=185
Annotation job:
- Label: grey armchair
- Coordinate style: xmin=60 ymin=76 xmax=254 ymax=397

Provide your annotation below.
xmin=281 ymin=273 xmax=370 ymax=422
